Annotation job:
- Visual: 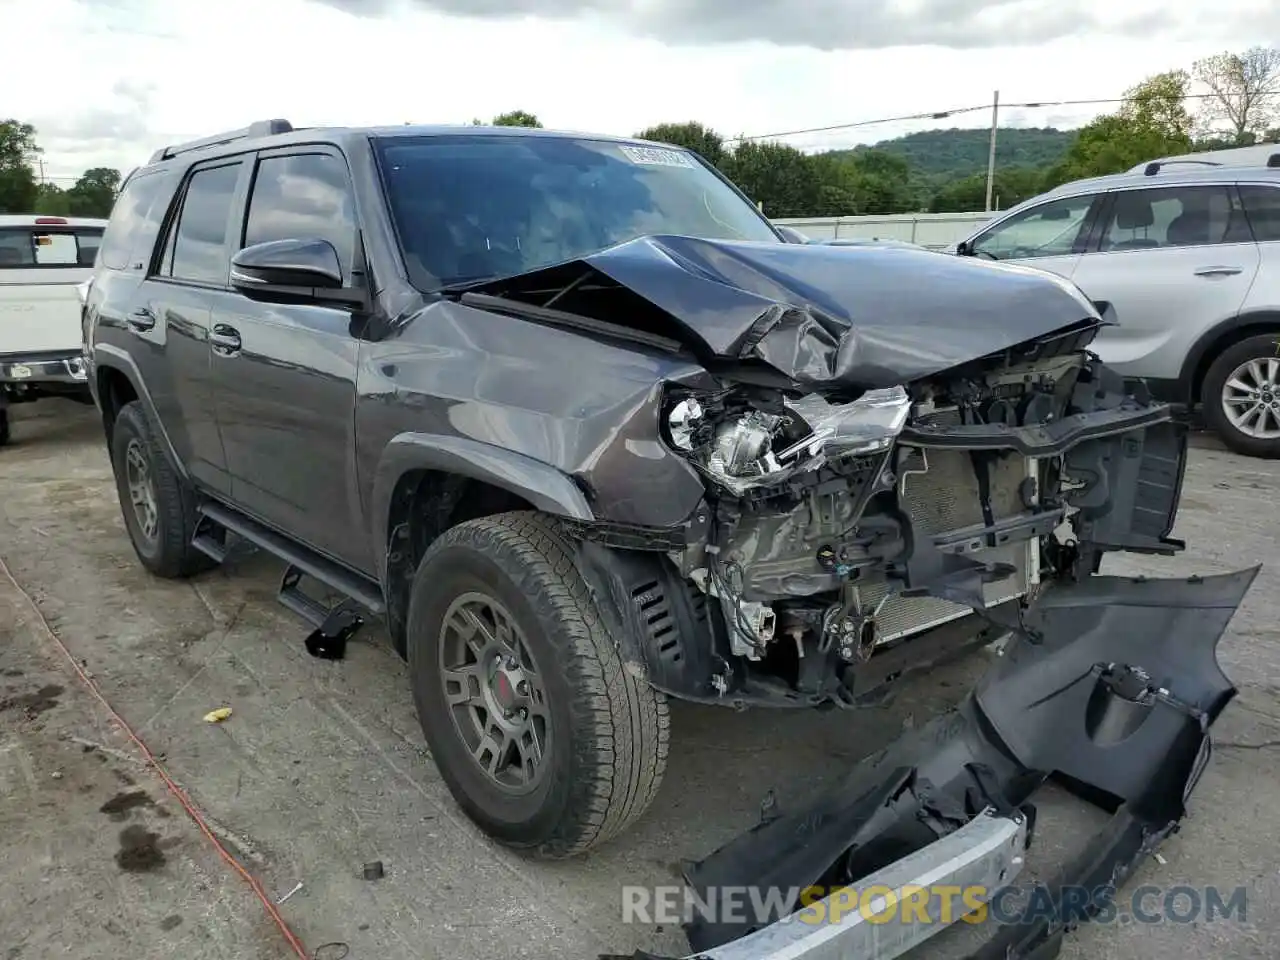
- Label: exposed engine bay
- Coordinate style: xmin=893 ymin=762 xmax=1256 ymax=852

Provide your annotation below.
xmin=643 ymin=334 xmax=1185 ymax=707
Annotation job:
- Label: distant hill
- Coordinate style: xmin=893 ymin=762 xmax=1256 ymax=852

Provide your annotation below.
xmin=847 ymin=127 xmax=1076 ymax=180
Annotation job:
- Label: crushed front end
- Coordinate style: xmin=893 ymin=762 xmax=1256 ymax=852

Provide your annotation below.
xmin=649 ymin=318 xmax=1186 ymax=708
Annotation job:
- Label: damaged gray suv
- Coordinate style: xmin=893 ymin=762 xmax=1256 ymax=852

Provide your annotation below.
xmin=84 ymin=121 xmax=1189 ymax=860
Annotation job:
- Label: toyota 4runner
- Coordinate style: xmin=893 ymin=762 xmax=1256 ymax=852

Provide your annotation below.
xmin=85 ymin=119 xmax=1189 ymax=858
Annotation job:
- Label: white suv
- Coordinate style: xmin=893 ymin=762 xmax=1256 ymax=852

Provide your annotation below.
xmin=0 ymin=215 xmax=106 ymax=445
xmin=956 ymin=154 xmax=1280 ymax=458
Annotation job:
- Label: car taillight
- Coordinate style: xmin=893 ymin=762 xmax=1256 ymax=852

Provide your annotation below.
xmin=34 ymin=217 xmax=68 ymax=225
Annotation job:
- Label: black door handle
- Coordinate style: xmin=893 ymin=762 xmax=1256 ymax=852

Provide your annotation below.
xmin=126 ymin=307 xmax=156 ymax=332
xmin=210 ymin=324 xmax=242 ymax=356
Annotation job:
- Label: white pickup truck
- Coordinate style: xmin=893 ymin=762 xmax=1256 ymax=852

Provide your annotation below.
xmin=0 ymin=215 xmax=107 ymax=445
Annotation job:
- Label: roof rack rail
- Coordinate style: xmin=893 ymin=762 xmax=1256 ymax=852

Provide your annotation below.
xmin=149 ymin=119 xmax=294 ymax=163
xmin=1143 ymin=158 xmax=1223 ymax=176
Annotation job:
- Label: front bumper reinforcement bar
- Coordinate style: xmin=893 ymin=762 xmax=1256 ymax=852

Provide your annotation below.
xmin=602 ymin=566 xmax=1259 ymax=960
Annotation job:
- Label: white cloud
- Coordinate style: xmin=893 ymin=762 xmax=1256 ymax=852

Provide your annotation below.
xmin=0 ymin=0 xmax=1270 ymax=182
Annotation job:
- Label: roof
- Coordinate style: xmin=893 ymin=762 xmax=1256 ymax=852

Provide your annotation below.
xmin=0 ymin=215 xmax=108 ymax=227
xmin=143 ymin=118 xmax=684 ymax=167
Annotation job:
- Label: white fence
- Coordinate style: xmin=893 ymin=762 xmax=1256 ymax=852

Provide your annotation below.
xmin=772 ymin=211 xmax=993 ymax=250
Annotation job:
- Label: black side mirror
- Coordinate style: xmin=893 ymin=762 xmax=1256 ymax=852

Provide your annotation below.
xmin=231 ymin=238 xmax=343 ymax=291
xmin=955 ymin=240 xmax=972 ymax=256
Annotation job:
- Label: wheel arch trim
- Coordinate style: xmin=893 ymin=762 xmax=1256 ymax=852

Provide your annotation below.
xmin=1179 ymin=310 xmax=1280 ymax=404
xmin=92 ymin=344 xmax=189 ymax=481
xmin=369 ymin=432 xmax=594 ymax=586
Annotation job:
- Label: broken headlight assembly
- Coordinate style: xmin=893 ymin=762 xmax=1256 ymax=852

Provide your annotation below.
xmin=664 ymin=385 xmax=912 ymax=495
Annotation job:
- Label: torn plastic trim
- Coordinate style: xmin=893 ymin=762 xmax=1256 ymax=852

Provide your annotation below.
xmin=600 ymin=566 xmax=1259 ymax=960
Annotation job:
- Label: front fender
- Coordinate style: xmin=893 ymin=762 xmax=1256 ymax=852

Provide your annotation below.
xmin=369 ymin=432 xmax=594 ymax=583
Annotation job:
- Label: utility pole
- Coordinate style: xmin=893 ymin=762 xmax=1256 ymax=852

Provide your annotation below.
xmin=984 ymin=90 xmax=999 ymax=213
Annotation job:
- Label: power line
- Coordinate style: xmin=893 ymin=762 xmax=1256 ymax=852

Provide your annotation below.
xmin=726 ymin=91 xmax=1233 ymax=144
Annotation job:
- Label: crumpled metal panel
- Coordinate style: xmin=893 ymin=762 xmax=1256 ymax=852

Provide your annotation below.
xmin=468 ymin=234 xmax=1111 ymax=389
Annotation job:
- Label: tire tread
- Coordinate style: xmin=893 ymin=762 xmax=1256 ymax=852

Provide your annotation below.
xmin=415 ymin=511 xmax=669 ymax=857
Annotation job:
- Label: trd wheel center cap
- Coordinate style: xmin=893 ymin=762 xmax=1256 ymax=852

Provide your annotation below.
xmin=489 ymin=661 xmax=526 ymax=715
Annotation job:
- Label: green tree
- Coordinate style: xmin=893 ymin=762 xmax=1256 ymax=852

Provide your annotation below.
xmin=845 ymin=149 xmax=916 ymax=214
xmin=491 ymin=110 xmax=542 ymax=128
xmin=0 ymin=119 xmax=40 ymax=214
xmin=33 ymin=182 xmax=71 ymax=216
xmin=1043 ymin=70 xmax=1194 ymax=187
xmin=635 ymin=122 xmax=726 ymax=166
xmin=930 ymin=167 xmax=1045 ymax=213
xmin=720 ymin=140 xmax=823 ymax=218
xmin=66 ymin=167 xmax=121 ymax=218
xmin=1193 ymin=47 xmax=1280 ymax=144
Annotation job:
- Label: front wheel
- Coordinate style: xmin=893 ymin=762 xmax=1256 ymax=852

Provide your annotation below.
xmin=406 ymin=512 xmax=669 ymax=858
xmin=1202 ymin=334 xmax=1280 ymax=459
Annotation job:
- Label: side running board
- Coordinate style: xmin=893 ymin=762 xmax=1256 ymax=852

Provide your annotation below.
xmin=193 ymin=501 xmax=385 ymax=655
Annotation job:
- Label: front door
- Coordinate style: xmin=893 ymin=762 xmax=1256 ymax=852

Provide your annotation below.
xmin=210 ymin=147 xmax=371 ymax=572
xmin=965 ymin=190 xmax=1105 ymax=281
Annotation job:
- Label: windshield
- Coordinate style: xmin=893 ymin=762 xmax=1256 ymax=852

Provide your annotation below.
xmin=373 ymin=134 xmax=780 ymax=291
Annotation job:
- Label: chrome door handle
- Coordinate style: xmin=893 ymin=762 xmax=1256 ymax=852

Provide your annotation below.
xmin=126 ymin=307 xmax=156 ymax=331
xmin=210 ymin=324 xmax=242 ymax=356
xmin=1193 ymin=266 xmax=1243 ymax=277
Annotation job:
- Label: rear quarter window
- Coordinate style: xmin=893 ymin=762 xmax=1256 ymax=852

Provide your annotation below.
xmin=0 ymin=227 xmax=104 ymax=269
xmin=98 ymin=171 xmax=170 ymax=271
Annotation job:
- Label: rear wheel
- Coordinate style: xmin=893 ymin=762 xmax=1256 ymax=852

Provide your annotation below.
xmin=406 ymin=512 xmax=669 ymax=858
xmin=109 ymin=401 xmax=216 ymax=577
xmin=0 ymin=407 xmax=9 ymax=447
xmin=1202 ymin=334 xmax=1280 ymax=459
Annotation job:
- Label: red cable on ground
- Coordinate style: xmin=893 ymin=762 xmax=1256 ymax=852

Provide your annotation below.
xmin=0 ymin=555 xmax=310 ymax=960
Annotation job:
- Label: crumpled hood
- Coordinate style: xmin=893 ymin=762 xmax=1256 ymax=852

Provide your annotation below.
xmin=475 ymin=235 xmax=1110 ymax=389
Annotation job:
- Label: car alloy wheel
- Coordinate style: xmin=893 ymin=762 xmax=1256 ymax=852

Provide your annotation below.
xmin=1220 ymin=356 xmax=1280 ymax=442
xmin=124 ymin=438 xmax=160 ymax=543
xmin=438 ymin=591 xmax=550 ymax=793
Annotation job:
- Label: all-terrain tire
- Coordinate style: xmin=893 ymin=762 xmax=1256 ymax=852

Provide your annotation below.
xmin=109 ymin=400 xmax=216 ymax=578
xmin=406 ymin=511 xmax=669 ymax=858
xmin=1202 ymin=333 xmax=1280 ymax=459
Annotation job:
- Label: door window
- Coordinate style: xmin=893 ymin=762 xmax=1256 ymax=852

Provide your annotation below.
xmin=242 ymin=153 xmax=357 ymax=277
xmin=165 ymin=162 xmax=243 ymax=284
xmin=1239 ymin=184 xmax=1280 ymax=242
xmin=1098 ymin=186 xmax=1245 ymax=251
xmin=970 ymin=194 xmax=1097 ymax=260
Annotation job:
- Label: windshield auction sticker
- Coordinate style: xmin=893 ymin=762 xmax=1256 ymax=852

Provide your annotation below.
xmin=618 ymin=145 xmax=697 ymax=167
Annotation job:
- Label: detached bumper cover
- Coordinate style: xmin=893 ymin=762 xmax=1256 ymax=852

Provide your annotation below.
xmin=603 ymin=567 xmax=1258 ymax=960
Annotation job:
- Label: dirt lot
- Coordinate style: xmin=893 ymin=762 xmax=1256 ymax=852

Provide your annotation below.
xmin=2 ymin=399 xmax=1279 ymax=960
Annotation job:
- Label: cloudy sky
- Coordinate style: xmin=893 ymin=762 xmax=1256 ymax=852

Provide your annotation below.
xmin=4 ymin=0 xmax=1275 ymax=183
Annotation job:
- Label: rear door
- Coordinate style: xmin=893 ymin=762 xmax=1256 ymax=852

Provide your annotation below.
xmin=133 ymin=158 xmax=251 ymax=495
xmin=0 ymin=221 xmax=103 ymax=356
xmin=1068 ymin=184 xmax=1259 ymax=382
xmin=963 ymin=191 xmax=1104 ymax=280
